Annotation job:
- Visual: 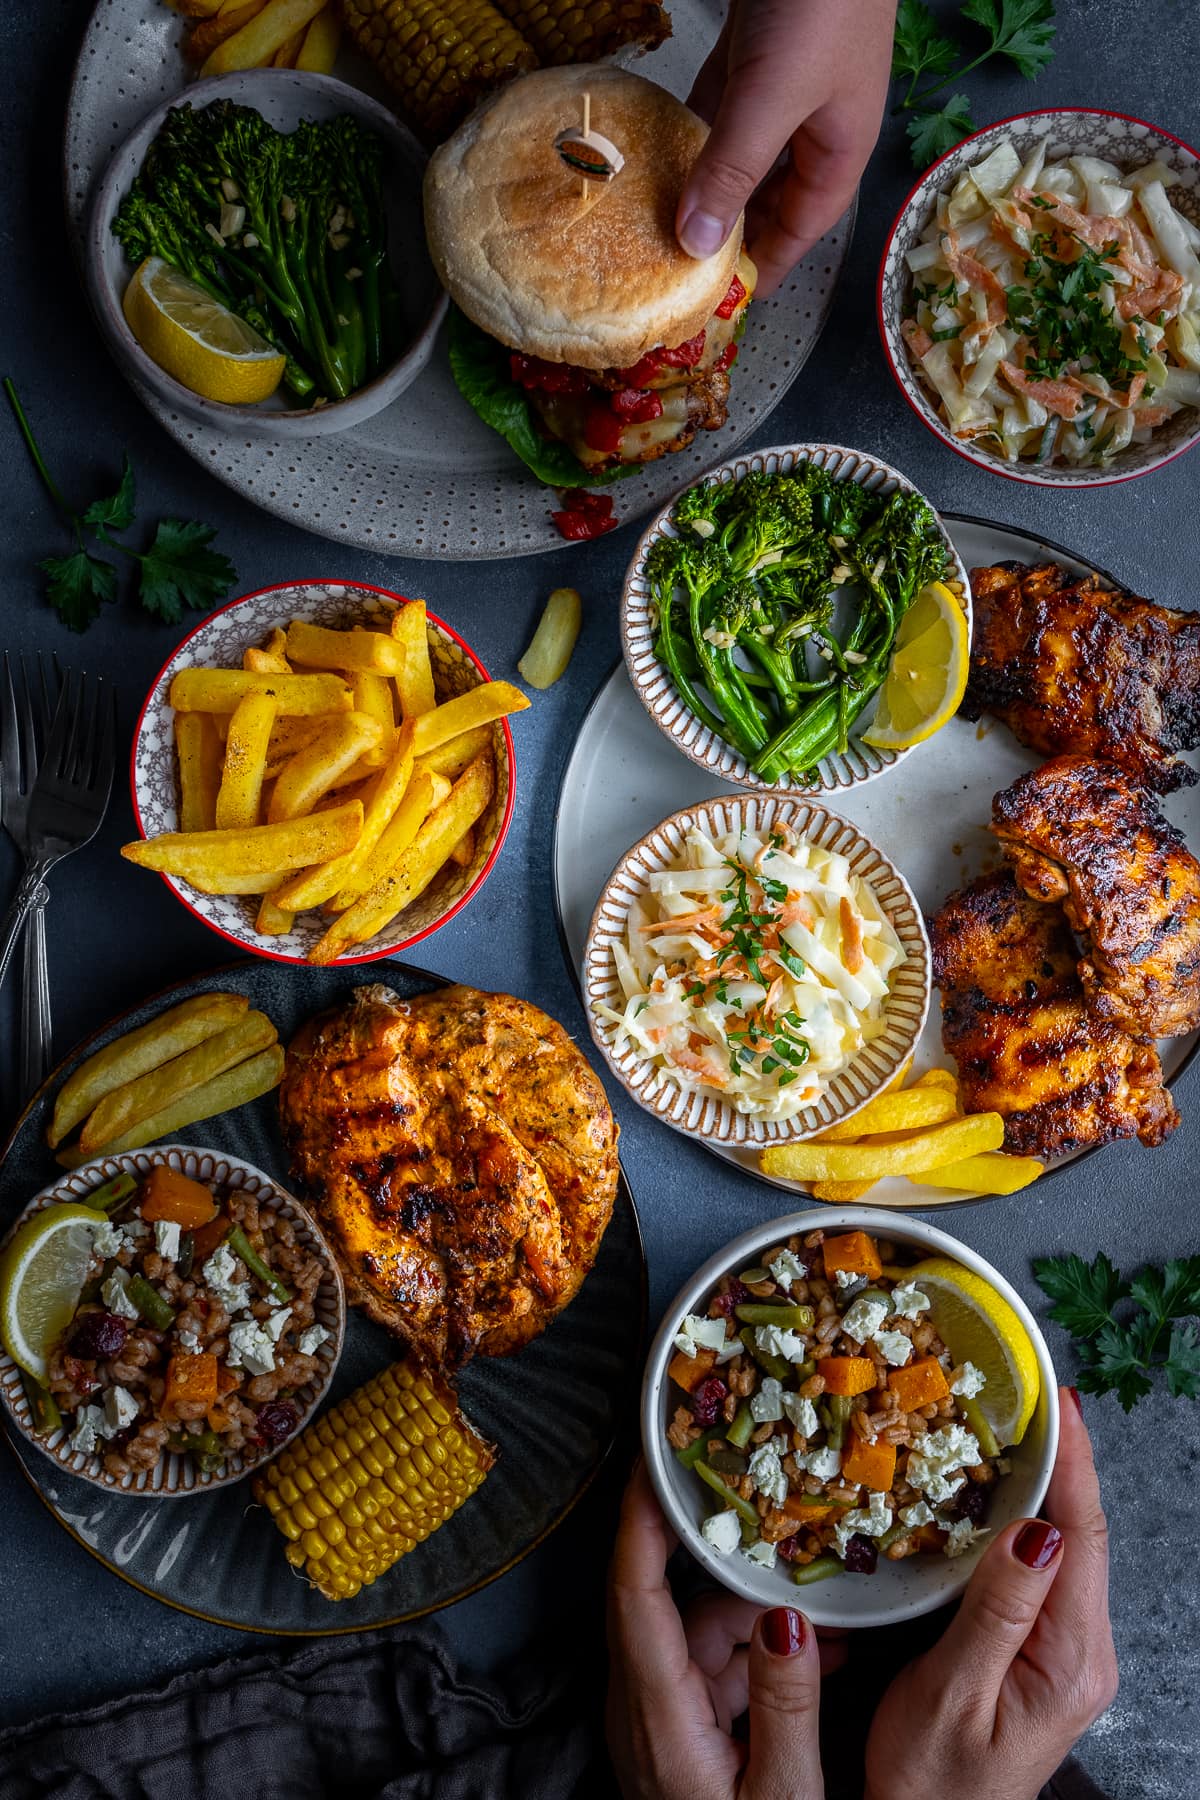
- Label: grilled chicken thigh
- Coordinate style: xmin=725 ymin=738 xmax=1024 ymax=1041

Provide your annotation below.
xmin=964 ymin=561 xmax=1200 ymax=792
xmin=929 ymin=871 xmax=1178 ymax=1158
xmin=280 ymin=984 xmax=619 ymax=1368
xmin=992 ymin=756 xmax=1200 ymax=1040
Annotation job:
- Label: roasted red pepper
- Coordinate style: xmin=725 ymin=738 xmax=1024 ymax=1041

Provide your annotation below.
xmin=619 ymin=329 xmax=707 ymax=387
xmin=552 ymin=490 xmax=619 ymax=541
xmin=610 ymin=387 xmax=665 ymax=423
xmin=584 ymin=402 xmax=626 ymax=455
xmin=715 ymin=274 xmax=748 ymax=319
xmin=713 ymin=341 xmax=740 ymax=373
xmin=509 ymin=352 xmax=590 ymax=396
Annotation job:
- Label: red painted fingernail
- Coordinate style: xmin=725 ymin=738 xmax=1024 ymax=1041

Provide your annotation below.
xmin=1014 ymin=1521 xmax=1063 ymax=1569
xmin=762 ymin=1607 xmax=805 ymax=1657
xmin=1067 ymin=1386 xmax=1083 ymax=1416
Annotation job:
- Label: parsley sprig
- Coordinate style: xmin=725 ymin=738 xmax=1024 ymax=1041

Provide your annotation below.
xmin=892 ymin=0 xmax=1057 ymax=169
xmin=1005 ymin=236 xmax=1146 ymax=388
xmin=1033 ymin=1252 xmax=1200 ymax=1412
xmin=6 ymin=378 xmax=236 ymax=632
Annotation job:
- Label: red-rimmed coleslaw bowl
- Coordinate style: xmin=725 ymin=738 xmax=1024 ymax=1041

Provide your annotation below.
xmin=877 ymin=107 xmax=1200 ymax=487
xmin=130 ymin=580 xmax=515 ymax=965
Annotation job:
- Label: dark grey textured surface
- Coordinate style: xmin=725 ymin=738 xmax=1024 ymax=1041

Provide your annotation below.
xmin=0 ymin=2 xmax=1197 ymax=1793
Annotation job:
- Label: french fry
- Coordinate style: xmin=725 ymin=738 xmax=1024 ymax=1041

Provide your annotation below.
xmin=47 ymin=994 xmax=251 ymax=1150
xmin=811 ymin=1180 xmax=877 ymax=1204
xmin=79 ymin=1013 xmax=278 ymax=1154
xmin=272 ymin=22 xmax=305 ymax=61
xmin=761 ymin=1114 xmax=1006 ymax=1183
xmin=199 ymin=0 xmax=326 ymax=73
xmin=390 ymin=600 xmax=437 ymax=718
xmin=913 ymin=1153 xmax=1043 ymax=1196
xmin=256 ymin=894 xmax=295 ymax=935
xmin=268 ymin=712 xmax=382 ymax=823
xmin=184 ymin=870 xmax=292 ymax=896
xmin=411 ymin=683 xmax=529 ymax=755
xmin=274 ymin=723 xmax=416 ymax=911
xmin=169 ymin=0 xmax=225 ymax=16
xmin=215 ymin=692 xmax=277 ymax=830
xmin=121 ymin=801 xmax=364 ymax=881
xmin=295 ymin=3 xmax=340 ymax=69
xmin=243 ymin=629 xmax=291 ymax=676
xmin=349 ymin=661 xmax=396 ymax=769
xmin=449 ymin=825 xmax=475 ymax=868
xmin=518 ymin=587 xmax=582 ymax=690
xmin=414 ymin=724 xmax=493 ymax=781
xmin=311 ymin=755 xmax=493 ymax=964
xmin=184 ymin=0 xmax=263 ymax=63
xmin=911 ymin=1067 xmax=960 ymax=1095
xmin=170 ymin=669 xmax=352 ymax=716
xmin=263 ymin=715 xmax=326 ymax=778
xmin=815 ymin=1087 xmax=957 ymax=1144
xmin=175 ymin=713 xmax=222 ymax=833
xmin=57 ymin=1046 xmax=285 ymax=1170
xmin=329 ymin=767 xmax=441 ymax=912
xmin=285 ymin=620 xmax=407 ymax=678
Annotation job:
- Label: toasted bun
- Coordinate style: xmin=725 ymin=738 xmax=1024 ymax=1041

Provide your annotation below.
xmin=424 ymin=65 xmax=742 ymax=371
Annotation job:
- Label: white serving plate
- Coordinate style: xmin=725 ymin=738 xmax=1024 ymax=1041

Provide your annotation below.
xmin=554 ymin=514 xmax=1200 ymax=1205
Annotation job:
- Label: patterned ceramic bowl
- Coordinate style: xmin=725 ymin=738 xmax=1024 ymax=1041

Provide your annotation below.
xmin=878 ymin=107 xmax=1200 ymax=486
xmin=583 ymin=793 xmax=930 ymax=1149
xmin=0 ymin=1146 xmax=345 ymax=1496
xmin=621 ymin=443 xmax=971 ymax=797
xmin=131 ymin=580 xmax=515 ymax=965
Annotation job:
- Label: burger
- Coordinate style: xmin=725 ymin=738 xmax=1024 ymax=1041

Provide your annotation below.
xmin=424 ymin=66 xmax=756 ymax=524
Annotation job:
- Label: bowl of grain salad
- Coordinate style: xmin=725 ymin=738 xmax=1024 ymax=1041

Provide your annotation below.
xmin=641 ymin=1208 xmax=1058 ymax=1627
xmin=0 ymin=1148 xmax=344 ymax=1496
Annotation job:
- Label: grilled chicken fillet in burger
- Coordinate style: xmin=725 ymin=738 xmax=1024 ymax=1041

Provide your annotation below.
xmin=424 ymin=65 xmax=756 ymax=488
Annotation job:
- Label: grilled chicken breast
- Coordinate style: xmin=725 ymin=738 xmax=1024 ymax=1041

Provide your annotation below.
xmin=963 ymin=561 xmax=1200 ymax=792
xmin=930 ymin=871 xmax=1178 ymax=1158
xmin=992 ymin=756 xmax=1200 ymax=1039
xmin=280 ymin=984 xmax=619 ymax=1368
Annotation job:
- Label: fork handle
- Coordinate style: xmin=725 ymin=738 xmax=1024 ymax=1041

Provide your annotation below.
xmin=18 ymin=883 xmax=52 ymax=1101
xmin=0 ymin=864 xmax=51 ymax=1003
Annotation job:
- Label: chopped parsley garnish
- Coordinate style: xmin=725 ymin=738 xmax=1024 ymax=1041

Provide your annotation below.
xmin=1005 ymin=233 xmax=1144 ymax=387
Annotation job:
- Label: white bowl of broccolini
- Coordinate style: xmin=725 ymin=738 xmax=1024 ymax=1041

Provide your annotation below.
xmin=86 ymin=71 xmax=447 ymax=438
xmin=621 ymin=443 xmax=971 ymax=797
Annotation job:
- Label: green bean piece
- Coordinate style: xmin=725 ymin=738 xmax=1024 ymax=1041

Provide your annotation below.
xmin=125 ymin=1274 xmax=176 ymax=1333
xmin=166 ymin=1430 xmax=192 ymax=1453
xmin=227 ymin=1224 xmax=290 ymax=1305
xmin=675 ymin=1434 xmax=709 ymax=1470
xmin=707 ymin=1447 xmax=748 ymax=1478
xmin=737 ymin=1268 xmax=771 ymax=1285
xmin=959 ymin=1394 xmax=1001 ymax=1459
xmin=792 ymin=1554 xmax=845 ymax=1585
xmin=826 ymin=1393 xmax=853 ymax=1452
xmin=879 ymin=1521 xmax=912 ymax=1552
xmin=197 ymin=1451 xmax=227 ymax=1475
xmin=726 ymin=1402 xmax=756 ymax=1449
xmin=175 ymin=1231 xmax=195 ymax=1282
xmin=20 ymin=1371 xmax=62 ymax=1437
xmin=738 ymin=1326 xmax=791 ymax=1382
xmin=791 ymin=1358 xmax=817 ymax=1383
xmin=740 ymin=1516 xmax=760 ymax=1547
xmin=696 ymin=1461 xmax=759 ymax=1527
xmin=86 ymin=1172 xmax=138 ymax=1214
xmin=735 ymin=1303 xmax=815 ymax=1329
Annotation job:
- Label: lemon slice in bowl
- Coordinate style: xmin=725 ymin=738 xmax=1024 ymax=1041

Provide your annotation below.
xmin=906 ymin=1257 xmax=1041 ymax=1448
xmin=861 ymin=579 xmax=969 ymax=751
xmin=123 ymin=257 xmax=286 ymax=405
xmin=0 ymin=1205 xmax=109 ymax=1382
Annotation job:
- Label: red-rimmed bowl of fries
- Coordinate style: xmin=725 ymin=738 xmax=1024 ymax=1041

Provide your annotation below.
xmin=126 ymin=580 xmax=523 ymax=964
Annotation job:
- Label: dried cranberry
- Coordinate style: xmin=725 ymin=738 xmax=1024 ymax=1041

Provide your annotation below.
xmin=509 ymin=352 xmax=589 ymax=396
xmin=690 ymin=1376 xmax=729 ymax=1429
xmin=62 ymin=1354 xmax=101 ymax=1398
xmin=253 ymin=1401 xmax=300 ymax=1448
xmin=842 ymin=1533 xmax=879 ymax=1575
xmin=947 ymin=1481 xmax=990 ymax=1525
xmin=610 ymin=387 xmax=664 ymax=424
xmin=715 ymin=275 xmax=748 ymax=320
xmin=551 ymin=493 xmax=618 ymax=541
xmin=711 ymin=1278 xmax=751 ymax=1317
xmin=713 ymin=342 xmax=740 ymax=374
xmin=583 ymin=402 xmax=626 ymax=456
xmin=68 ymin=1311 xmax=129 ymax=1362
xmin=775 ymin=1535 xmax=802 ymax=1562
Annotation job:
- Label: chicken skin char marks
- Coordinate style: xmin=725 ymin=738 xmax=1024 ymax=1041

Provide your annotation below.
xmin=992 ymin=756 xmax=1200 ymax=1040
xmin=963 ymin=561 xmax=1200 ymax=794
xmin=929 ymin=870 xmax=1178 ymax=1159
xmin=279 ymin=984 xmax=619 ymax=1368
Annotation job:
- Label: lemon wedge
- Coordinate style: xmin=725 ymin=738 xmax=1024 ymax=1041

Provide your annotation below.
xmin=906 ymin=1256 xmax=1041 ymax=1448
xmin=123 ymin=257 xmax=286 ymax=405
xmin=861 ymin=579 xmax=969 ymax=751
xmin=0 ymin=1205 xmax=111 ymax=1382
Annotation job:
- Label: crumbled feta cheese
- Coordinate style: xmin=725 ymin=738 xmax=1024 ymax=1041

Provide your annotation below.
xmin=942 ymin=1517 xmax=991 ymax=1558
xmin=835 ymin=1489 xmax=892 ymax=1556
xmin=104 ymin=1385 xmax=139 ymax=1434
xmin=742 ymin=1538 xmax=778 ymax=1570
xmin=906 ymin=1424 xmax=982 ymax=1505
xmin=835 ymin=1269 xmax=862 ymax=1291
xmin=840 ymin=1296 xmax=888 ymax=1343
xmin=800 ymin=1445 xmax=842 ymax=1482
xmin=751 ymin=1377 xmax=785 ymax=1423
xmin=701 ymin=1510 xmax=742 ymax=1556
xmin=890 ymin=1282 xmax=930 ymax=1321
xmin=263 ymin=1308 xmax=293 ymax=1343
xmin=176 ymin=1329 xmax=201 ymax=1354
xmin=899 ymin=1500 xmax=935 ymax=1527
xmin=755 ymin=1325 xmax=809 ymax=1362
xmin=101 ymin=1269 xmax=139 ymax=1320
xmin=202 ymin=1243 xmax=251 ymax=1313
xmin=121 ymin=1217 xmax=150 ymax=1239
xmin=782 ymin=1393 xmax=819 ymax=1438
xmin=748 ymin=1441 xmax=789 ymax=1507
xmin=227 ymin=1319 xmax=276 ymax=1377
xmin=673 ymin=1312 xmax=738 ymax=1363
xmin=872 ymin=1329 xmax=913 ymax=1367
xmin=90 ymin=1221 xmax=123 ymax=1258
xmin=153 ymin=1220 xmax=181 ymax=1262
xmin=69 ymin=1406 xmax=104 ymax=1454
xmin=950 ymin=1361 xmax=987 ymax=1398
xmin=769 ymin=1250 xmax=806 ymax=1291
xmin=298 ymin=1324 xmax=330 ymax=1357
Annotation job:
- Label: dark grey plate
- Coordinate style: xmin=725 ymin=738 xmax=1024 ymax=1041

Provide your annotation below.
xmin=0 ymin=961 xmax=646 ymax=1635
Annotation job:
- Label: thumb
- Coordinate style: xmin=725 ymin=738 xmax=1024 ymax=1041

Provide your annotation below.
xmin=742 ymin=1606 xmax=825 ymax=1799
xmin=922 ymin=1517 xmax=1066 ymax=1703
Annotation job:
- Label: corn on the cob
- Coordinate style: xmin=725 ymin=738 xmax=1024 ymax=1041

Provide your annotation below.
xmin=338 ymin=0 xmax=537 ymax=141
xmin=254 ymin=1360 xmax=495 ymax=1600
xmin=488 ymin=0 xmax=670 ymax=65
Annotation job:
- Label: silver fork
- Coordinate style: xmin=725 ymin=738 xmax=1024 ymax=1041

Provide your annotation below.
xmin=0 ymin=655 xmax=60 ymax=1099
xmin=0 ymin=670 xmax=117 ymax=1010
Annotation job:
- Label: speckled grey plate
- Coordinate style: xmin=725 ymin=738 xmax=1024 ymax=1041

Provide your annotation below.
xmin=64 ymin=0 xmax=854 ymax=558
xmin=0 ymin=962 xmax=645 ymax=1634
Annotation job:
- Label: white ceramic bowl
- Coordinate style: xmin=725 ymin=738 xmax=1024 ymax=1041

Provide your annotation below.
xmin=130 ymin=579 xmax=516 ymax=965
xmin=878 ymin=107 xmax=1200 ymax=487
xmin=583 ymin=793 xmax=931 ymax=1148
xmin=0 ymin=1147 xmax=345 ymax=1496
xmin=86 ymin=70 xmax=447 ymax=438
xmin=642 ymin=1206 xmax=1059 ymax=1629
xmin=621 ymin=443 xmax=971 ymax=795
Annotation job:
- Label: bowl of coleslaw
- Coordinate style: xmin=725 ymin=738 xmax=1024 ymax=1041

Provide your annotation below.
xmin=878 ymin=108 xmax=1200 ymax=485
xmin=582 ymin=794 xmax=930 ymax=1148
